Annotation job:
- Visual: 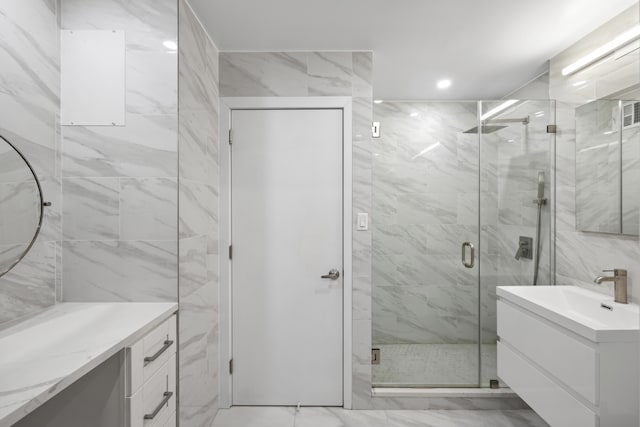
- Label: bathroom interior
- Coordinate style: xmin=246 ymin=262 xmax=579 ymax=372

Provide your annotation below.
xmin=0 ymin=1 xmax=639 ymax=427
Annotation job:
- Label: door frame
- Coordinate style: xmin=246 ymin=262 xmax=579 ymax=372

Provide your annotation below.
xmin=219 ymin=97 xmax=353 ymax=409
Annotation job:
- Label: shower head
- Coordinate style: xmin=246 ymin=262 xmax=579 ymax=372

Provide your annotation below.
xmin=534 ymin=171 xmax=547 ymax=205
xmin=463 ymin=116 xmax=530 ymax=134
xmin=463 ymin=125 xmax=507 ymax=134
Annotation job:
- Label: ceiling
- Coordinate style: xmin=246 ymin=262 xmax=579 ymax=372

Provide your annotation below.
xmin=188 ymin=0 xmax=638 ymax=100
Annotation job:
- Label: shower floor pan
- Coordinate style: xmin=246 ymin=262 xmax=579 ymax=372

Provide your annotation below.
xmin=372 ymin=343 xmax=502 ymax=388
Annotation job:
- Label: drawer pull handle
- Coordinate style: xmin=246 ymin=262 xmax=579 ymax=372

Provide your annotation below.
xmin=143 ymin=391 xmax=173 ymax=420
xmin=144 ymin=340 xmax=174 ymax=366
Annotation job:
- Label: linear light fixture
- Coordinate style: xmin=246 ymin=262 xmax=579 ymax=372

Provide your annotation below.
xmin=562 ymin=25 xmax=640 ymax=76
xmin=481 ymin=99 xmax=518 ymax=121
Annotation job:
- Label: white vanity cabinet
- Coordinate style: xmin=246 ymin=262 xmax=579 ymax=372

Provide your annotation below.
xmin=126 ymin=314 xmax=177 ymax=427
xmin=1 ymin=303 xmax=178 ymax=427
xmin=496 ymin=286 xmax=639 ymax=427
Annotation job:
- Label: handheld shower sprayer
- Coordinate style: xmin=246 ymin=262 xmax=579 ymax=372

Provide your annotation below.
xmin=537 ymin=171 xmax=545 ymax=200
xmin=532 ymin=171 xmax=547 ymax=285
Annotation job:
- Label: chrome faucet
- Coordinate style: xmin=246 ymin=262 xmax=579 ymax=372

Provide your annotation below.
xmin=594 ymin=269 xmax=628 ymax=304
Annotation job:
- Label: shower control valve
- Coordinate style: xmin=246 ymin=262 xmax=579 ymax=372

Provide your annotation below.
xmin=515 ymin=236 xmax=533 ymax=260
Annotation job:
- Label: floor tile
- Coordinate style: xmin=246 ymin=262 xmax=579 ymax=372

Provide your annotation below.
xmin=212 ymin=406 xmax=296 ymax=427
xmin=500 ymin=410 xmax=549 ymax=427
xmin=212 ymin=407 xmax=549 ymax=427
xmin=385 ymin=409 xmax=548 ymax=427
xmin=294 ymin=407 xmax=389 ymax=427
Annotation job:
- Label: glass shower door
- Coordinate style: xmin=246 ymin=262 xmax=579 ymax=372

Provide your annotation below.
xmin=371 ymin=101 xmax=481 ymax=387
xmin=478 ymin=99 xmax=555 ymax=387
xmin=371 ymin=99 xmax=555 ymax=389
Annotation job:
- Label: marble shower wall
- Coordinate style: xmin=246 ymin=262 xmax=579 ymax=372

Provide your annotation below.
xmin=550 ymin=4 xmax=640 ymax=299
xmin=0 ymin=0 xmax=61 ymax=324
xmin=371 ymin=101 xmax=553 ymax=348
xmin=178 ymin=1 xmax=220 ymax=425
xmin=478 ymin=99 xmax=554 ymax=348
xmin=371 ymin=102 xmax=480 ymax=347
xmin=59 ymin=0 xmax=179 ymax=302
xmin=219 ymin=51 xmax=374 ymax=408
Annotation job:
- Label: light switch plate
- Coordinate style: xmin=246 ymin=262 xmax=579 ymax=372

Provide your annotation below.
xmin=357 ymin=213 xmax=369 ymax=231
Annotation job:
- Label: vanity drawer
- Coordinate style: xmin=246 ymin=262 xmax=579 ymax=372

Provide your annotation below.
xmin=497 ymin=300 xmax=597 ymax=404
xmin=127 ymin=354 xmax=176 ymax=427
xmin=498 ymin=342 xmax=596 ymax=427
xmin=127 ymin=315 xmax=177 ymax=396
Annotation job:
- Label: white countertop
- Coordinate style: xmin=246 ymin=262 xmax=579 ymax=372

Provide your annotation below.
xmin=497 ymin=285 xmax=639 ymax=342
xmin=0 ymin=302 xmax=178 ymax=427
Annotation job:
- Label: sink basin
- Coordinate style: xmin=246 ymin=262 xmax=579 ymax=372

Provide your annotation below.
xmin=497 ymin=285 xmax=639 ymax=342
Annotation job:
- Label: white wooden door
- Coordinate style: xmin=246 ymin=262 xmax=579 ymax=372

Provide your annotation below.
xmin=231 ymin=108 xmax=344 ymax=406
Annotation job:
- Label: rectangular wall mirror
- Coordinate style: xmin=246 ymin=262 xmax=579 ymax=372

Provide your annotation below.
xmin=575 ymin=99 xmax=640 ymax=235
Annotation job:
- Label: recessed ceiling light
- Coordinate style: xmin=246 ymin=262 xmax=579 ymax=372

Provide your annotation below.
xmin=163 ymin=40 xmax=178 ymax=50
xmin=410 ymin=112 xmax=420 ymax=118
xmin=437 ymin=79 xmax=452 ymax=89
xmin=374 ymin=100 xmax=384 ymax=104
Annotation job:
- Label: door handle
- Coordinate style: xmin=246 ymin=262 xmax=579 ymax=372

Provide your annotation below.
xmin=321 ymin=269 xmax=340 ymax=280
xmin=462 ymin=242 xmax=475 ymax=269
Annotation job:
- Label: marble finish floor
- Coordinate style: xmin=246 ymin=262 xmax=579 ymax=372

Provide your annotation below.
xmin=212 ymin=407 xmax=549 ymax=427
xmin=372 ymin=344 xmax=498 ymax=387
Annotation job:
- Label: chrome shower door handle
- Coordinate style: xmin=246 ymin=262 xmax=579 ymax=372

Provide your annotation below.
xmin=321 ymin=269 xmax=340 ymax=280
xmin=462 ymin=242 xmax=475 ymax=269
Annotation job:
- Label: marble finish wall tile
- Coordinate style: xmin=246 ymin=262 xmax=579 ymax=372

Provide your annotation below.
xmin=57 ymin=0 xmax=179 ymax=309
xmin=0 ymin=182 xmax=41 ymax=244
xmin=0 ymin=241 xmax=55 ymax=324
xmin=61 ymin=0 xmax=177 ymax=53
xmin=62 ymin=178 xmax=119 ymax=240
xmin=178 ymin=0 xmax=219 ymax=423
xmin=120 ymin=177 xmax=177 ymax=241
xmin=0 ymin=1 xmax=60 ymax=111
xmin=550 ymin=5 xmax=640 ymax=301
xmin=352 ymin=53 xmax=374 ymax=98
xmin=62 ymin=113 xmax=177 ymax=178
xmin=126 ymin=51 xmax=178 ymax=115
xmin=62 ymin=240 xmax=177 ymax=301
xmin=220 ymin=52 xmax=308 ymax=97
xmin=0 ymin=0 xmax=60 ymax=324
xmin=307 ymin=52 xmax=353 ymax=96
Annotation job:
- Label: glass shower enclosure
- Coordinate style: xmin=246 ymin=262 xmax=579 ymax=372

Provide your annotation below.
xmin=371 ymin=99 xmax=555 ymax=388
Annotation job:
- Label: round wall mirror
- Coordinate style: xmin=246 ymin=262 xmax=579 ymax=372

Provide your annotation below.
xmin=0 ymin=135 xmax=45 ymax=278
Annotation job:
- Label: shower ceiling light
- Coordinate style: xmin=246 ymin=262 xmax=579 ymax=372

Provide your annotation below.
xmin=562 ymin=25 xmax=640 ymax=76
xmin=437 ymin=79 xmax=452 ymax=89
xmin=374 ymin=99 xmax=384 ymax=104
xmin=481 ymin=100 xmax=518 ymax=121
